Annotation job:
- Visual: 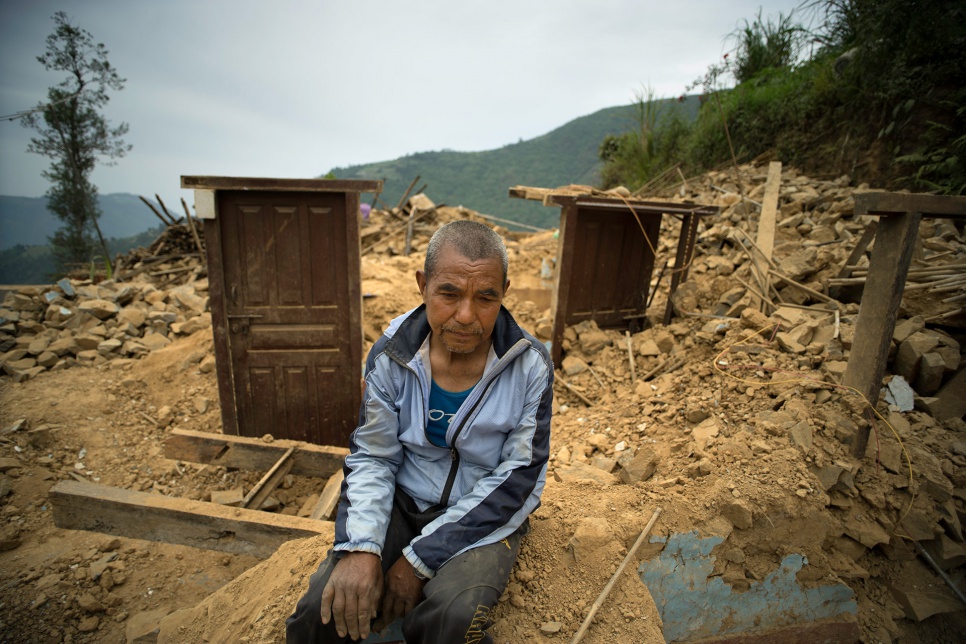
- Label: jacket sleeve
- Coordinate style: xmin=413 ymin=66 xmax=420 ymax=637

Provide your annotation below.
xmin=333 ymin=340 xmax=405 ymax=557
xmin=402 ymin=348 xmax=553 ymax=577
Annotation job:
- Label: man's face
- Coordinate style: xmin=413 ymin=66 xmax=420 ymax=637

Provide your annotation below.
xmin=416 ymin=243 xmax=509 ymax=355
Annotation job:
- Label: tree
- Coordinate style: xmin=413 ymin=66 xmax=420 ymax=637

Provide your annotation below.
xmin=20 ymin=11 xmax=130 ymax=275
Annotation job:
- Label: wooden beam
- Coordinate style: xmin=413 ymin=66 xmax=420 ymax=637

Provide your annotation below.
xmin=50 ymin=480 xmax=331 ymax=558
xmin=310 ymin=470 xmax=344 ymax=521
xmin=855 ymin=192 xmax=966 ymax=218
xmin=756 ymin=161 xmax=782 ymax=261
xmin=843 ymin=211 xmax=921 ymax=457
xmin=242 ymin=446 xmax=296 ymax=510
xmin=752 ymin=161 xmax=781 ymax=312
xmin=164 ymin=429 xmax=346 ymax=479
xmin=180 ymin=176 xmax=382 ymax=193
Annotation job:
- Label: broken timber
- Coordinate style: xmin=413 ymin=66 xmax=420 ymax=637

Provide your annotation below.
xmin=843 ymin=192 xmax=966 ymax=457
xmin=163 ymin=428 xmax=346 ymax=478
xmin=50 ymin=479 xmax=331 ymax=558
xmin=310 ymin=469 xmax=345 ymax=521
xmin=50 ymin=429 xmax=348 ymax=556
xmin=510 ymin=185 xmax=719 ymax=366
xmin=751 ymin=161 xmax=781 ymax=311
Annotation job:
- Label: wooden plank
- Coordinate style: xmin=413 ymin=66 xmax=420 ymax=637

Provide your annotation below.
xmin=551 ymin=201 xmax=578 ymax=367
xmin=756 ymin=161 xmax=782 ymax=261
xmin=855 ymin=192 xmax=966 ymax=218
xmin=310 ymin=469 xmax=344 ymax=521
xmin=559 ymin=196 xmax=719 ymax=217
xmin=242 ymin=446 xmax=296 ymax=510
xmin=164 ymin=428 xmax=347 ymax=479
xmin=843 ymin=211 xmax=921 ymax=457
xmin=750 ymin=161 xmax=781 ymax=312
xmin=49 ymin=480 xmax=332 ymax=558
xmin=203 ymin=217 xmax=239 ymax=436
xmin=181 ymin=176 xmax=382 ymax=193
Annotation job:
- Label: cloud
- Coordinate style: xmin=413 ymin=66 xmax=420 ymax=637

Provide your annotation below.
xmin=0 ymin=0 xmax=803 ymax=207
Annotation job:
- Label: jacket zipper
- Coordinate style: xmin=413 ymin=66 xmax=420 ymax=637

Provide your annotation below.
xmin=438 ymin=376 xmax=498 ymax=507
xmin=390 ymin=336 xmax=530 ymax=508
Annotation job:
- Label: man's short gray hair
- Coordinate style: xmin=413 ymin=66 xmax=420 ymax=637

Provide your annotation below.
xmin=424 ymin=220 xmax=508 ymax=286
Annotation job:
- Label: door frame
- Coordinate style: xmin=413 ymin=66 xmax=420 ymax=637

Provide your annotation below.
xmin=183 ymin=176 xmax=381 ymax=443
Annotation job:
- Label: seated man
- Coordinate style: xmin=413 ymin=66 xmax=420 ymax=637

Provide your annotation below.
xmin=287 ymin=220 xmax=553 ymax=643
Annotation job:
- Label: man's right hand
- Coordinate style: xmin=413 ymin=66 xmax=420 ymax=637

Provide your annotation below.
xmin=320 ymin=552 xmax=383 ymax=640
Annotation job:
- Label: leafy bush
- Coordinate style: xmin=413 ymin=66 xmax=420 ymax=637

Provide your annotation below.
xmin=603 ymin=1 xmax=966 ymax=195
xmin=730 ymin=9 xmax=807 ymax=84
xmin=598 ymin=89 xmax=694 ymax=190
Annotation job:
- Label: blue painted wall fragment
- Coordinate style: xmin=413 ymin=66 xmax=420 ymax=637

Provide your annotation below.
xmin=639 ymin=531 xmax=857 ymax=643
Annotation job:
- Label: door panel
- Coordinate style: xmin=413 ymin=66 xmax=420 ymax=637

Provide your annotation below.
xmin=565 ymin=207 xmax=660 ymax=326
xmin=215 ymin=190 xmax=361 ymax=445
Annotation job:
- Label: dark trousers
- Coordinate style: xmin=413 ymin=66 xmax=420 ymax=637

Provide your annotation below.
xmin=286 ymin=488 xmax=524 ymax=643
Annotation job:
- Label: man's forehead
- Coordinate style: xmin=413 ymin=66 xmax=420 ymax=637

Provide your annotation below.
xmin=434 ymin=245 xmax=504 ymax=276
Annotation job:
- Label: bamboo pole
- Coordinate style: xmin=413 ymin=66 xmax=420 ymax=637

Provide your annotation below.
xmin=571 ymin=508 xmax=663 ymax=644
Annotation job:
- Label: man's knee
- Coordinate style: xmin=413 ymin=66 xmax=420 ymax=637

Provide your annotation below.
xmin=403 ymin=584 xmax=501 ymax=643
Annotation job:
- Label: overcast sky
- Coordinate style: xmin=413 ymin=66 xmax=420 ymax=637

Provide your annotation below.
xmin=0 ymin=0 xmax=803 ymax=209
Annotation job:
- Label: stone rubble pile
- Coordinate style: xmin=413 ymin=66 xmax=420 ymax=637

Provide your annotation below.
xmin=0 ymin=269 xmax=211 ymax=382
xmin=533 ymin=161 xmax=966 ymax=634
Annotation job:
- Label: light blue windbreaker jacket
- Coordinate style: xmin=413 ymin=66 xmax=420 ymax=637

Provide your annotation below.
xmin=333 ymin=304 xmax=553 ymax=579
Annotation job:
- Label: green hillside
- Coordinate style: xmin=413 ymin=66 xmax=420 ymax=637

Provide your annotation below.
xmin=328 ymin=97 xmax=700 ymax=230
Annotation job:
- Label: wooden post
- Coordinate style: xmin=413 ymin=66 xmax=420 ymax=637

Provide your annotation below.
xmin=843 ymin=211 xmax=921 ymax=457
xmin=754 ymin=161 xmax=781 ymax=311
xmin=404 ymin=210 xmax=415 ymax=256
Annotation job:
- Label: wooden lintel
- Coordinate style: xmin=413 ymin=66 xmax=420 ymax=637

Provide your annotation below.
xmin=180 ymin=176 xmax=382 ymax=193
xmin=164 ymin=429 xmax=346 ymax=479
xmin=50 ymin=480 xmax=332 ymax=558
xmin=854 ymin=192 xmax=966 ymax=218
xmin=243 ymin=446 xmax=296 ymax=510
xmin=310 ymin=470 xmax=345 ymax=521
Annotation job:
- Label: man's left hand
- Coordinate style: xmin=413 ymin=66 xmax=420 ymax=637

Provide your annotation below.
xmin=381 ymin=557 xmax=427 ymax=621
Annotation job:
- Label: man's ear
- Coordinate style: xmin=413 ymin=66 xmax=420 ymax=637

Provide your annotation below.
xmin=416 ymin=270 xmax=427 ymax=298
xmin=504 ymin=279 xmax=510 ymax=296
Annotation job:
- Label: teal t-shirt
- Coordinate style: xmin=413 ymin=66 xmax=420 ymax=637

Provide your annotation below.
xmin=426 ymin=380 xmax=472 ymax=447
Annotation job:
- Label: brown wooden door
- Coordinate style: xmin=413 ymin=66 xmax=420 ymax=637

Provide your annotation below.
xmin=208 ymin=190 xmax=362 ymax=446
xmin=559 ymin=205 xmax=660 ymax=326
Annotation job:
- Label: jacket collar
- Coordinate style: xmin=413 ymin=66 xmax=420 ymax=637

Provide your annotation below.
xmin=385 ymin=304 xmax=526 ymax=365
